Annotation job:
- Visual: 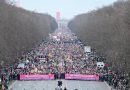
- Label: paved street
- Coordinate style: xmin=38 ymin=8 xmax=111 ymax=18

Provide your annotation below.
xmin=9 ymin=80 xmax=111 ymax=90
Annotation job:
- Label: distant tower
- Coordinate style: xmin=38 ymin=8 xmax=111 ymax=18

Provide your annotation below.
xmin=56 ymin=12 xmax=61 ymax=22
xmin=56 ymin=12 xmax=61 ymax=27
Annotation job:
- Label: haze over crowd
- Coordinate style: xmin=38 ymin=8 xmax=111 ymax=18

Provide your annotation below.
xmin=10 ymin=0 xmax=117 ymax=19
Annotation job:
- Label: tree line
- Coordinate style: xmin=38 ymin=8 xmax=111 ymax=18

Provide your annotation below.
xmin=68 ymin=0 xmax=130 ymax=74
xmin=0 ymin=0 xmax=57 ymax=67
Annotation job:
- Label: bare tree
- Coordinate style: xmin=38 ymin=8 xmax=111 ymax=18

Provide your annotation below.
xmin=0 ymin=0 xmax=57 ymax=66
xmin=68 ymin=0 xmax=130 ymax=73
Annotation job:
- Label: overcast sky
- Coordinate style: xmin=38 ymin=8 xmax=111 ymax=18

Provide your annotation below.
xmin=17 ymin=0 xmax=117 ymax=20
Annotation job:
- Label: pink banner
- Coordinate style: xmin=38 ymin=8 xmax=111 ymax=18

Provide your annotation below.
xmin=65 ymin=74 xmax=99 ymax=81
xmin=20 ymin=74 xmax=54 ymax=80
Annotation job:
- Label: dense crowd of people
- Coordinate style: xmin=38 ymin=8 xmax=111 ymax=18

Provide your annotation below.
xmin=0 ymin=27 xmax=129 ymax=90
xmin=99 ymin=69 xmax=130 ymax=90
xmin=8 ymin=28 xmax=98 ymax=75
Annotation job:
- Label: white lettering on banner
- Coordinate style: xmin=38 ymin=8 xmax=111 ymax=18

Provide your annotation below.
xmin=65 ymin=74 xmax=99 ymax=80
xmin=20 ymin=74 xmax=54 ymax=80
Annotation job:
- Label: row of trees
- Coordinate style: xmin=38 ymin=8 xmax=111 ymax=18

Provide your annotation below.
xmin=0 ymin=0 xmax=57 ymax=67
xmin=68 ymin=0 xmax=130 ymax=73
